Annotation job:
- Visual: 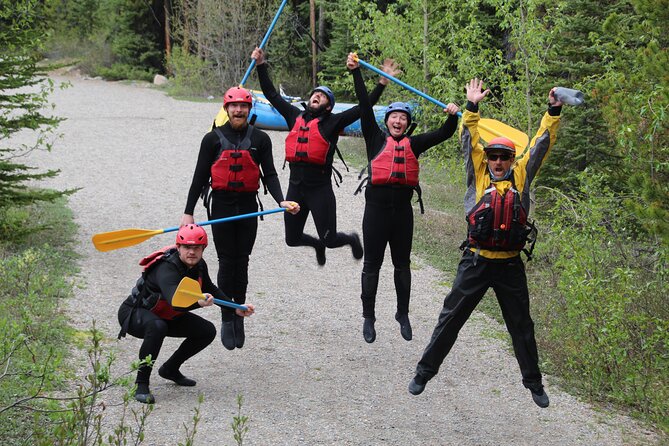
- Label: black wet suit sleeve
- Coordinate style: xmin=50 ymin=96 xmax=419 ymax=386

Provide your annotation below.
xmin=257 ymin=63 xmax=300 ymax=128
xmin=410 ymin=114 xmax=459 ymax=156
xmin=352 ymin=68 xmax=385 ymax=159
xmin=255 ymin=131 xmax=285 ymax=204
xmin=184 ymin=132 xmax=218 ymax=215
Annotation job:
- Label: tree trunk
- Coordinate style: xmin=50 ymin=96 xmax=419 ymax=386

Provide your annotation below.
xmin=310 ymin=0 xmax=317 ymax=88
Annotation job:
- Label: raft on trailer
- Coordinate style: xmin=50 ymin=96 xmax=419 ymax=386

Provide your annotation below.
xmin=213 ymin=89 xmax=404 ymax=136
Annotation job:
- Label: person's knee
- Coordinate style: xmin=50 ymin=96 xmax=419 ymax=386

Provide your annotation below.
xmin=322 ymin=230 xmax=338 ymax=248
xmin=362 ymin=261 xmax=382 ymax=274
xmin=146 ymin=319 xmax=168 ymax=338
xmin=202 ymin=321 xmax=216 ymax=344
xmin=285 ymin=233 xmax=301 ymax=246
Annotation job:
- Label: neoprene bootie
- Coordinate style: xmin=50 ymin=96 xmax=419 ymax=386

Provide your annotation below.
xmin=135 ymin=382 xmax=155 ymax=404
xmin=158 ymin=365 xmax=196 ymax=386
xmin=363 ymin=317 xmax=376 ymax=343
xmin=234 ymin=314 xmax=245 ymax=348
xmin=395 ymin=312 xmax=412 ymax=341
xmin=530 ymin=386 xmax=550 ymax=408
xmin=220 ymin=318 xmax=236 ymax=351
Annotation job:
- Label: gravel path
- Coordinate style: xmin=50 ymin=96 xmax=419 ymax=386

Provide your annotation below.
xmin=23 ymin=72 xmax=660 ymax=445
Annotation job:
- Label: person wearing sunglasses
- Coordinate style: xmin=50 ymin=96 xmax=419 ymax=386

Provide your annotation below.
xmin=409 ymin=78 xmax=563 ymax=409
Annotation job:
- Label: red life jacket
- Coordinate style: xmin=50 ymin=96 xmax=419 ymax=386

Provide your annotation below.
xmin=284 ymin=114 xmax=330 ymax=165
xmin=210 ymin=126 xmax=260 ymax=192
xmin=370 ymin=136 xmax=419 ymax=186
xmin=466 ymin=182 xmax=532 ymax=251
xmin=139 ymin=246 xmax=203 ymax=320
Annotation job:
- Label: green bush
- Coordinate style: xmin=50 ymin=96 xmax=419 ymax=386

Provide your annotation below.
xmin=530 ymin=173 xmax=668 ymax=431
xmin=93 ymin=63 xmax=155 ymax=82
xmin=165 ymin=46 xmax=218 ymax=98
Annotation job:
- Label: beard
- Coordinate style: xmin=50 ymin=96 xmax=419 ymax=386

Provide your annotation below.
xmin=307 ymin=102 xmax=330 ymax=116
xmin=229 ymin=114 xmax=248 ymax=130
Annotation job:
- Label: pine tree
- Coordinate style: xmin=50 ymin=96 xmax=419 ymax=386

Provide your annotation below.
xmin=0 ymin=0 xmax=72 ymax=211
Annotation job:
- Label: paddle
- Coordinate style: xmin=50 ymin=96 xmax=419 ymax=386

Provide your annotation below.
xmin=172 ymin=277 xmax=249 ymax=311
xmin=352 ymin=54 xmax=530 ymax=152
xmin=92 ymin=207 xmax=286 ymax=252
xmin=214 ymin=0 xmax=289 ymax=128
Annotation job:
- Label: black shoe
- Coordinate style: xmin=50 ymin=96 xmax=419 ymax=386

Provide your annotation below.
xmin=220 ymin=319 xmax=236 ymax=351
xmin=315 ymin=244 xmax=326 ymax=266
xmin=134 ymin=383 xmax=155 ymax=404
xmin=395 ymin=312 xmax=412 ymax=341
xmin=363 ymin=317 xmax=376 ymax=343
xmin=351 ymin=233 xmax=363 ymax=260
xmin=158 ymin=365 xmax=196 ymax=386
xmin=408 ymin=374 xmax=428 ymax=395
xmin=530 ymin=386 xmax=550 ymax=408
xmin=234 ymin=315 xmax=245 ymax=349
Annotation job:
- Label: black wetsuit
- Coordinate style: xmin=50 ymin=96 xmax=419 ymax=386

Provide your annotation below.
xmin=352 ymin=67 xmax=458 ymax=319
xmin=256 ymin=63 xmax=386 ymax=256
xmin=118 ymin=251 xmax=227 ymax=386
xmin=184 ymin=122 xmax=284 ymax=304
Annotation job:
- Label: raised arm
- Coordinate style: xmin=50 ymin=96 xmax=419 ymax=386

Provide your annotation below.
xmin=348 ymin=54 xmax=383 ymax=152
xmin=252 ymin=47 xmax=300 ymax=124
xmin=410 ymin=104 xmax=460 ymax=156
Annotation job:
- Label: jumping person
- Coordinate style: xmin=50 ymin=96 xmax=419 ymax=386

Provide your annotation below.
xmin=408 ymin=79 xmax=563 ymax=408
xmin=181 ymin=86 xmax=299 ymax=351
xmin=117 ymin=224 xmax=256 ymax=404
xmin=347 ymin=53 xmax=460 ymax=343
xmin=251 ymin=47 xmax=397 ymax=266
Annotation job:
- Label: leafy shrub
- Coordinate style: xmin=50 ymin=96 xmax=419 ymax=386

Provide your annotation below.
xmin=530 ymin=173 xmax=668 ymax=430
xmin=165 ymin=46 xmax=218 ymax=98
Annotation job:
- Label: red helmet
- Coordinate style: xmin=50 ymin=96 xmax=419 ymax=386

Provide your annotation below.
xmin=485 ymin=136 xmax=516 ymax=154
xmin=223 ymin=87 xmax=253 ymax=108
xmin=176 ymin=224 xmax=208 ymax=247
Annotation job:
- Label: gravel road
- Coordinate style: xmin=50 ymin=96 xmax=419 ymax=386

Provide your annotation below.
xmin=23 ymin=72 xmax=660 ymax=445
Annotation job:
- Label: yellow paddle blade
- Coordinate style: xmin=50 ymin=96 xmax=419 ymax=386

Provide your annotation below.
xmin=213 ymin=106 xmax=229 ymax=127
xmin=478 ymin=118 xmax=529 ymax=153
xmin=172 ymin=277 xmax=204 ymax=309
xmin=92 ymin=228 xmax=164 ymax=252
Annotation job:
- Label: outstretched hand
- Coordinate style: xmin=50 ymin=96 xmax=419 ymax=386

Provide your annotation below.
xmin=180 ymin=214 xmax=195 ymax=227
xmin=466 ymin=78 xmax=490 ymax=105
xmin=281 ymin=200 xmax=300 ymax=215
xmin=251 ymin=47 xmax=265 ymax=65
xmin=548 ymin=87 xmax=563 ymax=107
xmin=444 ymin=103 xmax=460 ymax=115
xmin=236 ymin=303 xmax=255 ymax=317
xmin=199 ymin=294 xmax=215 ymax=307
xmin=347 ymin=52 xmax=359 ymax=70
xmin=379 ymin=58 xmax=400 ymax=85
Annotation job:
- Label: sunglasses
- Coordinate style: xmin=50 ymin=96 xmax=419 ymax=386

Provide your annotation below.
xmin=487 ymin=154 xmax=513 ymax=161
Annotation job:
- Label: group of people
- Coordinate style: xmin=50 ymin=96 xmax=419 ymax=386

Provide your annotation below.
xmin=117 ymin=48 xmax=564 ymax=409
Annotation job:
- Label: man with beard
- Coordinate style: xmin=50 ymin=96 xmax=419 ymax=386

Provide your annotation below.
xmin=181 ymin=86 xmax=299 ymax=351
xmin=251 ymin=47 xmax=397 ymax=265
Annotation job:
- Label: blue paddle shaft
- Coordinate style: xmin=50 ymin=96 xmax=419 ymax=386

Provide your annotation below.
xmin=163 ymin=207 xmax=286 ymax=234
xmin=213 ymin=297 xmax=249 ymax=312
xmin=240 ymin=0 xmax=288 ymax=86
xmin=356 ymin=58 xmax=462 ymax=117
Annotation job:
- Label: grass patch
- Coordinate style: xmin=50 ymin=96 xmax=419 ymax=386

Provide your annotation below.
xmin=0 ymin=198 xmax=79 ymax=443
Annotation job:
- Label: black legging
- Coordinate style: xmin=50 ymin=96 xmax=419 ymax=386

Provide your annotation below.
xmin=210 ymin=195 xmax=258 ymax=306
xmin=360 ymin=198 xmax=413 ymax=319
xmin=415 ymin=250 xmax=542 ymax=389
xmin=284 ymin=182 xmax=356 ymax=250
xmin=117 ymin=305 xmax=216 ymax=384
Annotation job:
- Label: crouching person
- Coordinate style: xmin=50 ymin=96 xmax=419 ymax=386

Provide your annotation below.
xmin=117 ymin=224 xmax=255 ymax=404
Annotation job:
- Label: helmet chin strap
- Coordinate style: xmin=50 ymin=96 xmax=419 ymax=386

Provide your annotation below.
xmin=489 ymin=169 xmax=513 ymax=182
